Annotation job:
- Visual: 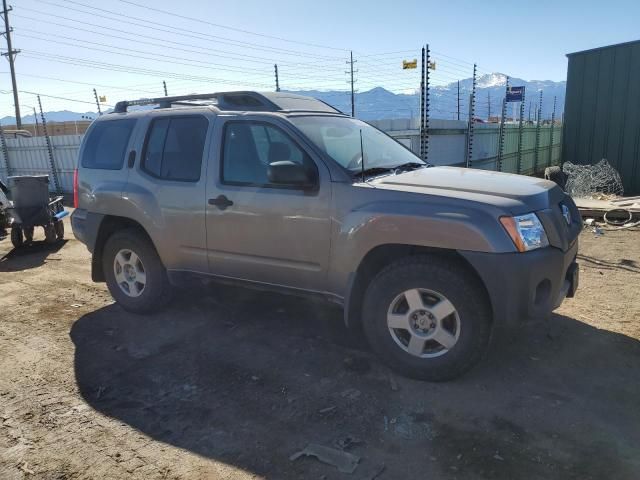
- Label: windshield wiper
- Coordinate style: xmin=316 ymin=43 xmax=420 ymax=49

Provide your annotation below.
xmin=353 ymin=163 xmax=428 ymax=180
xmin=353 ymin=166 xmax=396 ymax=179
xmin=393 ymin=162 xmax=428 ymax=172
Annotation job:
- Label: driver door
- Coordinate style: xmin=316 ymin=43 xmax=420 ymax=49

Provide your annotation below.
xmin=205 ymin=117 xmax=332 ymax=292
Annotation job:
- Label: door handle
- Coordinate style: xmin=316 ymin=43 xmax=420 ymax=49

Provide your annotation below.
xmin=127 ymin=150 xmax=136 ymax=168
xmin=208 ymin=195 xmax=234 ymax=210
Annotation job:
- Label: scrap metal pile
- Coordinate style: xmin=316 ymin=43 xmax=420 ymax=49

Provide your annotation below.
xmin=564 ymin=159 xmax=624 ymax=198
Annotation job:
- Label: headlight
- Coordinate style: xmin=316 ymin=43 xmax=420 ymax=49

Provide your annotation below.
xmin=500 ymin=213 xmax=549 ymax=252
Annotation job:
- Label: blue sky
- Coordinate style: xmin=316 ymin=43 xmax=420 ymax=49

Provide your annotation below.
xmin=1 ymin=0 xmax=639 ymax=117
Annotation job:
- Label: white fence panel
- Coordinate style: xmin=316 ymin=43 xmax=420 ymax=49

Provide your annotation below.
xmin=0 ymin=135 xmax=82 ymax=193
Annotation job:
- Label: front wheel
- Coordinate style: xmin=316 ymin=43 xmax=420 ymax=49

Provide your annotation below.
xmin=103 ymin=228 xmax=172 ymax=314
xmin=362 ymin=255 xmax=492 ymax=381
xmin=10 ymin=226 xmax=24 ymax=249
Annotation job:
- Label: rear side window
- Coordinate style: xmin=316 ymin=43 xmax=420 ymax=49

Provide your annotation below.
xmin=142 ymin=116 xmax=208 ymax=182
xmin=81 ymin=119 xmax=136 ymax=170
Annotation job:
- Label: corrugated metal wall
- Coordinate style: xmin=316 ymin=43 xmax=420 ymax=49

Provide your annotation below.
xmin=0 ymin=135 xmax=81 ymax=193
xmin=563 ymin=40 xmax=640 ymax=194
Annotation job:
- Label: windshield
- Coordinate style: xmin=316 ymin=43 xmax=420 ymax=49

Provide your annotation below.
xmin=290 ymin=116 xmax=425 ymax=173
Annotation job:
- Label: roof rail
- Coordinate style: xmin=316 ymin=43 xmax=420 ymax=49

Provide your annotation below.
xmin=114 ymin=93 xmax=220 ymax=113
xmin=113 ymin=91 xmax=343 ymax=114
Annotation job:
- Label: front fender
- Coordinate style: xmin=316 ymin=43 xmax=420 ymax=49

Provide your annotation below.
xmin=327 ymin=197 xmax=516 ymax=297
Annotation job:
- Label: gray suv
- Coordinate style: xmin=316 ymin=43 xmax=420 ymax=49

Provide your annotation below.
xmin=71 ymin=91 xmax=580 ymax=381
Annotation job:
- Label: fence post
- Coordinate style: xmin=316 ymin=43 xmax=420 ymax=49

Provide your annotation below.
xmin=419 ymin=47 xmax=426 ymax=160
xmin=548 ymin=96 xmax=557 ymax=166
xmin=0 ymin=122 xmax=11 ymax=182
xmin=465 ymin=63 xmax=477 ymax=168
xmin=93 ymin=88 xmax=103 ymax=116
xmin=533 ymin=90 xmax=543 ymax=174
xmin=497 ymin=76 xmax=510 ymax=171
xmin=516 ymin=88 xmax=526 ymax=174
xmin=425 ymin=44 xmax=431 ymax=163
xmin=37 ymin=95 xmax=62 ymax=195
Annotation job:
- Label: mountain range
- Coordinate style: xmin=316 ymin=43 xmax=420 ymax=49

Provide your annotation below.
xmin=293 ymin=73 xmax=566 ymax=121
xmin=1 ymin=73 xmax=566 ymax=125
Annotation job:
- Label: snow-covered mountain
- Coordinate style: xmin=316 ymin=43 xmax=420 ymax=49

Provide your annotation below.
xmin=294 ymin=73 xmax=566 ymax=120
xmin=0 ymin=73 xmax=566 ymax=124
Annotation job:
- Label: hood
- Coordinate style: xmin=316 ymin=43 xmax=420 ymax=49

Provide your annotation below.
xmin=369 ymin=166 xmax=563 ymax=214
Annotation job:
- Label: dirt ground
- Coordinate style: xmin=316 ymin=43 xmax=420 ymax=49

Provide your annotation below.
xmin=1 ymin=217 xmax=639 ymax=480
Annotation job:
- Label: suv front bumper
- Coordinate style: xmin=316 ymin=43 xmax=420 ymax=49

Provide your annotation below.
xmin=460 ymin=239 xmax=579 ymax=327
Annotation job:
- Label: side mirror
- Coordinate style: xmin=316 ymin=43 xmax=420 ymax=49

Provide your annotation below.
xmin=267 ymin=161 xmax=313 ymax=187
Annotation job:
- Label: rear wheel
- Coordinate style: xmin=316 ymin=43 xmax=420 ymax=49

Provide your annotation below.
xmin=10 ymin=226 xmax=24 ymax=249
xmin=103 ymin=228 xmax=172 ymax=313
xmin=362 ymin=255 xmax=492 ymax=381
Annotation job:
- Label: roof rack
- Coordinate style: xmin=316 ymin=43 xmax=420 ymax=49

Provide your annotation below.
xmin=113 ymin=91 xmax=343 ymax=114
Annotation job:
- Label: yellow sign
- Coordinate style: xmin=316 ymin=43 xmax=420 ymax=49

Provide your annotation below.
xmin=402 ymin=59 xmax=417 ymax=70
xmin=99 ymin=96 xmax=107 ymax=103
xmin=429 ymin=61 xmax=436 ymax=70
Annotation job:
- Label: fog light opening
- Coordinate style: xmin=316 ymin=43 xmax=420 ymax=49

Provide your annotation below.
xmin=534 ymin=279 xmax=551 ymax=306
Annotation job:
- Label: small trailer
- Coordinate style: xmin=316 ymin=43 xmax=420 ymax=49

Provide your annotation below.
xmin=5 ymin=175 xmax=68 ymax=248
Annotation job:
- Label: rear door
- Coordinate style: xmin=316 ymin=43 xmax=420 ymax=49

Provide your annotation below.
xmin=205 ymin=116 xmax=332 ymax=292
xmin=124 ymin=113 xmax=211 ymax=273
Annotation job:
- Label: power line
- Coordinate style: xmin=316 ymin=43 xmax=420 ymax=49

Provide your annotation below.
xmin=20 ymin=89 xmax=114 ymax=107
xmin=26 ymin=0 xmax=344 ymax=61
xmin=115 ymin=0 xmax=348 ymax=52
xmin=15 ymin=32 xmax=351 ymax=84
xmin=20 ymin=51 xmax=275 ymax=88
xmin=13 ymin=9 xmax=349 ymax=72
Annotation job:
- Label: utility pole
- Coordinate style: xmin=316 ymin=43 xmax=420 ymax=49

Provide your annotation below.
xmin=487 ymin=91 xmax=491 ymax=121
xmin=2 ymin=0 xmax=21 ymax=128
xmin=347 ymin=51 xmax=356 ymax=117
xmin=456 ymin=80 xmax=460 ymax=121
xmin=93 ymin=88 xmax=102 ymax=115
xmin=274 ymin=64 xmax=280 ymax=92
xmin=163 ymin=80 xmax=168 ymax=96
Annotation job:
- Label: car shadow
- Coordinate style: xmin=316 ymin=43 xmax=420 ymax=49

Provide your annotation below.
xmin=70 ymin=285 xmax=640 ymax=479
xmin=0 ymin=239 xmax=68 ymax=272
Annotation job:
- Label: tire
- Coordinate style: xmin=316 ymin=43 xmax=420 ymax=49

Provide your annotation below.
xmin=544 ymin=166 xmax=567 ymax=190
xmin=362 ymin=255 xmax=492 ymax=381
xmin=103 ymin=228 xmax=172 ymax=314
xmin=44 ymin=224 xmax=57 ymax=243
xmin=23 ymin=227 xmax=34 ymax=243
xmin=11 ymin=226 xmax=24 ymax=249
xmin=54 ymin=220 xmax=64 ymax=240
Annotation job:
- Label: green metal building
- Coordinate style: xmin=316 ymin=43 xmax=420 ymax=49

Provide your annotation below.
xmin=563 ymin=40 xmax=640 ymax=194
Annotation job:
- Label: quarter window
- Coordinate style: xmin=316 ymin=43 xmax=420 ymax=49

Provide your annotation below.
xmin=81 ymin=119 xmax=136 ymax=170
xmin=142 ymin=116 xmax=208 ymax=181
xmin=222 ymin=122 xmax=315 ymax=186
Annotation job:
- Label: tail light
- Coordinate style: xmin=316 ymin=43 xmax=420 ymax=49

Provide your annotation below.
xmin=73 ymin=168 xmax=79 ymax=208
